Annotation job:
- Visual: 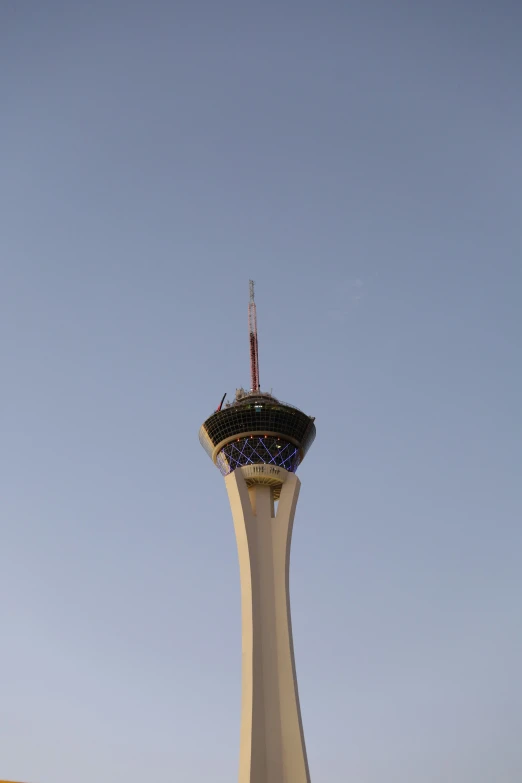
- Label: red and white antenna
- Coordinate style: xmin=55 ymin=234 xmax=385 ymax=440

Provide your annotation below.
xmin=249 ymin=280 xmax=260 ymax=392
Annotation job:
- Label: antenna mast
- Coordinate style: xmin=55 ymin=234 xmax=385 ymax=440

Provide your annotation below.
xmin=249 ymin=280 xmax=260 ymax=392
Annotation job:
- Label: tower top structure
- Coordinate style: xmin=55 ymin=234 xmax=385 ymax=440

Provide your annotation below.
xmin=199 ymin=282 xmax=316 ymax=489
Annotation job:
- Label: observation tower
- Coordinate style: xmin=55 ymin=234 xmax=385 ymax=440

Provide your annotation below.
xmin=199 ymin=281 xmax=316 ymax=783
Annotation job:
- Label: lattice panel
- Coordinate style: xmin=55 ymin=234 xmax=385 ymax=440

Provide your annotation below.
xmin=216 ymin=436 xmax=300 ymax=477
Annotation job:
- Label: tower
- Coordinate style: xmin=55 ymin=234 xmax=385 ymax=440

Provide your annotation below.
xmin=199 ymin=282 xmax=316 ymax=783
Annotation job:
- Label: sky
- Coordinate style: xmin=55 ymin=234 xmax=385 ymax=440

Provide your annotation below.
xmin=1 ymin=1 xmax=521 ymax=781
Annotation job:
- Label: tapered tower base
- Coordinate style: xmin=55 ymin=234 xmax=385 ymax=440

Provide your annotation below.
xmin=225 ymin=466 xmax=311 ymax=783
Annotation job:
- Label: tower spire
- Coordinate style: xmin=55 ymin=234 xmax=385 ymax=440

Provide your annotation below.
xmin=248 ymin=280 xmax=260 ymax=392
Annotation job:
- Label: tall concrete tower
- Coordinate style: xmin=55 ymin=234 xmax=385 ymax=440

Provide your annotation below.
xmin=199 ymin=282 xmax=316 ymax=783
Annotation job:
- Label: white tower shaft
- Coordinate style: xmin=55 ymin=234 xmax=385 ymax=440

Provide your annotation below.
xmin=225 ymin=467 xmax=311 ymax=783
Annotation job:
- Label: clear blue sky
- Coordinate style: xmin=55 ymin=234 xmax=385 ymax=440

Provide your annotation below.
xmin=1 ymin=2 xmax=521 ymax=781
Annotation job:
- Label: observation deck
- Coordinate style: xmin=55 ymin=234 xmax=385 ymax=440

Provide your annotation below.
xmin=199 ymin=390 xmax=316 ymax=477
